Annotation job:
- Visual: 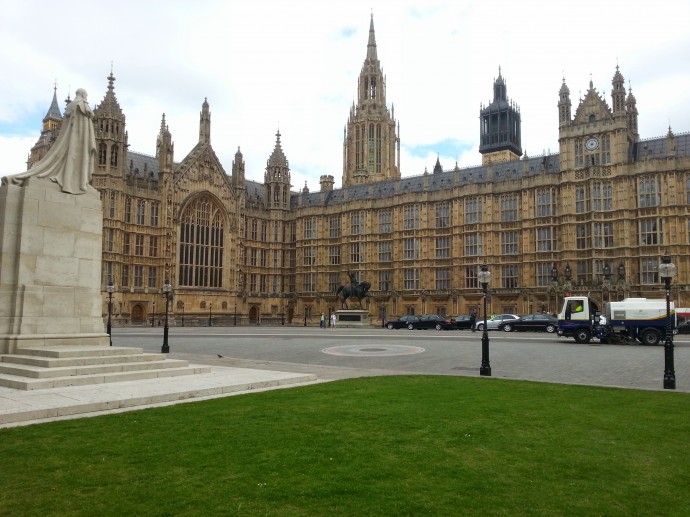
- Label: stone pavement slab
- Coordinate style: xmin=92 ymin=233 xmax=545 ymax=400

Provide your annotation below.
xmin=0 ymin=364 xmax=317 ymax=428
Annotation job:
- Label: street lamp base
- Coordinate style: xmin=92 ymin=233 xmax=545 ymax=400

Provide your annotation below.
xmin=480 ymin=365 xmax=492 ymax=376
xmin=161 ymin=344 xmax=170 ymax=354
xmin=663 ymin=375 xmax=676 ymax=390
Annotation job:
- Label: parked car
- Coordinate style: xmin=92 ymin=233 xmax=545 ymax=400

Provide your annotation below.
xmin=676 ymin=320 xmax=690 ymax=334
xmin=385 ymin=315 xmax=420 ymax=329
xmin=474 ymin=314 xmax=520 ymax=331
xmin=408 ymin=314 xmax=455 ymax=331
xmin=452 ymin=315 xmax=475 ymax=330
xmin=498 ymin=313 xmax=558 ymax=333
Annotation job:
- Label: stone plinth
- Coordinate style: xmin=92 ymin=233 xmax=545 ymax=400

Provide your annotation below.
xmin=0 ymin=178 xmax=109 ymax=353
xmin=335 ymin=309 xmax=371 ymax=328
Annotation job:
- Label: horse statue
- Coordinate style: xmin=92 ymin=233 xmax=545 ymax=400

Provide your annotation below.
xmin=335 ymin=281 xmax=371 ymax=309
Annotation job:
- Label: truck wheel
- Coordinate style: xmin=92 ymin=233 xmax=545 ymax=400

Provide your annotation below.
xmin=573 ymin=328 xmax=592 ymax=344
xmin=545 ymin=324 xmax=556 ymax=333
xmin=386 ymin=322 xmax=394 ymax=330
xmin=640 ymin=329 xmax=661 ymax=346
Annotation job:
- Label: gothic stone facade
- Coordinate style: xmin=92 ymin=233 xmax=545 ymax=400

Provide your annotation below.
xmin=27 ymin=18 xmax=690 ymax=326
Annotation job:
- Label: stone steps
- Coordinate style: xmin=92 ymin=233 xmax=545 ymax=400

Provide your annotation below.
xmin=0 ymin=346 xmax=211 ymax=390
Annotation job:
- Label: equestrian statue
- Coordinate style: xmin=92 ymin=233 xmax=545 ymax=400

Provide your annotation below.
xmin=335 ymin=272 xmax=371 ymax=309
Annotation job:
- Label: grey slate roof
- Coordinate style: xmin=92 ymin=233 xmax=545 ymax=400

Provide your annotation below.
xmin=127 ymin=152 xmax=159 ymax=180
xmin=290 ymin=153 xmax=561 ymax=209
xmin=122 ymin=132 xmax=688 ymax=208
xmin=635 ymin=133 xmax=690 ymax=160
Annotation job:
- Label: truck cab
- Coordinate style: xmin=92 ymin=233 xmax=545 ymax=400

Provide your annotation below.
xmin=557 ymin=296 xmax=600 ymax=343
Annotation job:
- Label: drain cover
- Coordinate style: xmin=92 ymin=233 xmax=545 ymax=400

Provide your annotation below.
xmin=322 ymin=345 xmax=425 ymax=357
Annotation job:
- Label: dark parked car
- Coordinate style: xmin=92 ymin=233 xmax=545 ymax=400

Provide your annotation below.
xmin=676 ymin=321 xmax=690 ymax=334
xmin=408 ymin=314 xmax=455 ymax=330
xmin=385 ymin=315 xmax=420 ymax=329
xmin=452 ymin=315 xmax=475 ymax=330
xmin=498 ymin=313 xmax=558 ymax=333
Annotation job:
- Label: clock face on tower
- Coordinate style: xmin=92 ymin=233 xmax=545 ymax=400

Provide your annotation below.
xmin=585 ymin=137 xmax=599 ymax=151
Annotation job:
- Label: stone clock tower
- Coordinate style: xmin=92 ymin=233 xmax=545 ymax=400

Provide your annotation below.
xmin=557 ymin=66 xmax=639 ymax=170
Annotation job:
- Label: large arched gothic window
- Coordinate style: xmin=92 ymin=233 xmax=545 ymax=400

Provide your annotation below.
xmin=178 ymin=196 xmax=224 ymax=288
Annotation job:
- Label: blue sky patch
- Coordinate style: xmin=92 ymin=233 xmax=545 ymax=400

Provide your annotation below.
xmin=339 ymin=27 xmax=357 ymax=39
xmin=405 ymin=139 xmax=472 ymax=159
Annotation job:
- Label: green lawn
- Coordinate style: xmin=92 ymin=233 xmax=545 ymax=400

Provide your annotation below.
xmin=1 ymin=376 xmax=689 ymax=516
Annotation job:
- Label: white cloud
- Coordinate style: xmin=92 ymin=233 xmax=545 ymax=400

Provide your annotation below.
xmin=1 ymin=0 xmax=689 ymax=187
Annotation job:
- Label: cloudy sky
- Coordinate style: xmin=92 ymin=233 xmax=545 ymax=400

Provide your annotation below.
xmin=1 ymin=0 xmax=689 ymax=190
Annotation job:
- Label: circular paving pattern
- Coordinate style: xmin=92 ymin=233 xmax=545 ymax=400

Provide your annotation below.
xmin=322 ymin=344 xmax=425 ymax=357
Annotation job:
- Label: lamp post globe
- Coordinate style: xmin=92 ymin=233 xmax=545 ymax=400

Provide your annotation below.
xmin=162 ymin=279 xmax=172 ymax=354
xmin=106 ymin=280 xmax=115 ymax=347
xmin=477 ymin=264 xmax=492 ymax=376
xmin=658 ymin=253 xmax=677 ymax=390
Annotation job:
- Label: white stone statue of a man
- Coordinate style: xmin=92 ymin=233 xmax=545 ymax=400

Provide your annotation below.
xmin=2 ymin=88 xmax=97 ymax=194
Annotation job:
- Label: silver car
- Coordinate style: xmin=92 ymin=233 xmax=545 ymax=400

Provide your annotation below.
xmin=474 ymin=314 xmax=520 ymax=331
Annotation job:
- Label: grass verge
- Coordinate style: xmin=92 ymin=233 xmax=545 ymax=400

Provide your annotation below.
xmin=1 ymin=376 xmax=689 ymax=516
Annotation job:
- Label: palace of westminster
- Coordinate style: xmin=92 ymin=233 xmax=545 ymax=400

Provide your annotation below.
xmin=25 ymin=16 xmax=690 ymax=326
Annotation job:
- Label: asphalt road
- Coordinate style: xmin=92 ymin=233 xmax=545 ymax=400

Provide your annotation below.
xmin=111 ymin=326 xmax=690 ymax=392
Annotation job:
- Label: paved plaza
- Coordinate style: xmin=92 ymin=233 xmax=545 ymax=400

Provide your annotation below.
xmin=1 ymin=326 xmax=688 ymax=427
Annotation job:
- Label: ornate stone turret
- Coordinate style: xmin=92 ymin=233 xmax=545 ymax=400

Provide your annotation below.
xmin=232 ymin=146 xmax=246 ymax=190
xmin=27 ymin=85 xmax=63 ymax=169
xmin=199 ymin=98 xmax=211 ymax=144
xmin=93 ymin=72 xmax=128 ymax=177
xmin=342 ymin=14 xmax=400 ymax=187
xmin=156 ymin=113 xmax=174 ymax=172
xmin=626 ymin=87 xmax=639 ymax=139
xmin=319 ymin=174 xmax=334 ymax=191
xmin=558 ymin=78 xmax=572 ymax=128
xmin=264 ymin=130 xmax=291 ymax=210
xmin=479 ymin=67 xmax=522 ymax=165
xmin=611 ymin=66 xmax=626 ymax=116
xmin=433 ymin=156 xmax=443 ymax=174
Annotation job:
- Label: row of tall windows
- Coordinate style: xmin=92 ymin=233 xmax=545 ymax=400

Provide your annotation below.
xmin=122 ymin=197 xmax=159 ymax=226
xmin=315 ymin=258 xmax=667 ymax=293
xmin=354 ymin=123 xmax=383 ymax=174
xmin=638 ymin=176 xmax=660 ymax=208
xmin=575 ymin=182 xmax=613 ymax=212
xmin=113 ymin=263 xmax=158 ymax=289
xmin=576 ymin=223 xmax=615 ymax=249
xmin=97 ymin=143 xmax=119 ymax=166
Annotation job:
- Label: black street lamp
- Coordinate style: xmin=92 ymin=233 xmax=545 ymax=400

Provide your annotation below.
xmin=151 ymin=301 xmax=155 ymax=327
xmin=209 ymin=303 xmax=213 ymax=327
xmin=162 ymin=279 xmax=172 ymax=354
xmin=106 ymin=280 xmax=115 ymax=346
xmin=478 ymin=264 xmax=492 ymax=377
xmin=603 ymin=263 xmax=612 ymax=282
xmin=551 ymin=264 xmax=559 ymax=313
xmin=658 ymin=253 xmax=676 ymax=390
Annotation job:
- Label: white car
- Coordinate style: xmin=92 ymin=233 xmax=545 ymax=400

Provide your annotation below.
xmin=474 ymin=314 xmax=520 ymax=331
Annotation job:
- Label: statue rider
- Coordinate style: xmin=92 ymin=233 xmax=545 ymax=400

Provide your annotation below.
xmin=348 ymin=271 xmax=357 ymax=292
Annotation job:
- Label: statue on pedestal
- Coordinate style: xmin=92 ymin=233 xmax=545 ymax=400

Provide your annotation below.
xmin=2 ymin=88 xmax=96 ymax=194
xmin=335 ymin=272 xmax=371 ymax=309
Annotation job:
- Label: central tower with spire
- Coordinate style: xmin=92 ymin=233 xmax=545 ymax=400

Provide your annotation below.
xmin=342 ymin=14 xmax=400 ymax=188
